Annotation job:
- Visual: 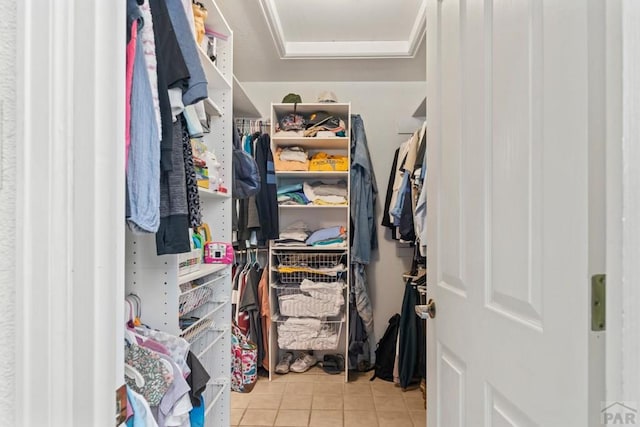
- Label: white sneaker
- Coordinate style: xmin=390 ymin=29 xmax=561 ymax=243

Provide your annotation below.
xmin=275 ymin=352 xmax=294 ymax=374
xmin=290 ymin=353 xmax=317 ymax=373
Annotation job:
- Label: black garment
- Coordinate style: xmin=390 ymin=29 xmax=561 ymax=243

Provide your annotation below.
xmin=382 ymin=148 xmax=400 ymax=240
xmin=398 ymin=177 xmax=416 ymax=242
xmin=186 ymin=351 xmax=210 ymax=407
xmin=348 ymin=287 xmax=371 ymax=371
xmin=236 ymin=198 xmax=250 ymax=244
xmin=149 ymin=0 xmax=190 ymax=172
xmin=156 ymin=117 xmax=190 ymax=255
xmin=398 ymin=282 xmax=422 ymax=388
xmin=239 ymin=266 xmax=263 ymax=368
xmin=413 ymin=130 xmax=427 ymax=172
xmin=254 ymin=134 xmax=279 ymax=243
xmin=182 ymin=118 xmax=202 ymax=228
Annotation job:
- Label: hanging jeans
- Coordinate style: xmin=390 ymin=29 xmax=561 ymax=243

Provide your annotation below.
xmin=351 ymin=263 xmax=375 ymax=364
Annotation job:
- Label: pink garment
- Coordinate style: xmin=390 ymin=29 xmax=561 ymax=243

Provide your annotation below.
xmin=127 ymin=326 xmax=171 ymax=355
xmin=139 ymin=337 xmax=170 ymax=356
xmin=125 ymin=19 xmax=138 ymax=169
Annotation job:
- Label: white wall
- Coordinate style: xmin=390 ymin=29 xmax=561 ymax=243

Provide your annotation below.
xmin=243 ymin=81 xmax=426 ymax=342
xmin=0 ymin=0 xmax=16 ymax=423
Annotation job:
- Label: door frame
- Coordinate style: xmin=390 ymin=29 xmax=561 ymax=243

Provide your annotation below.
xmin=606 ymin=0 xmax=640 ymax=408
xmin=15 ymin=1 xmax=125 ymax=425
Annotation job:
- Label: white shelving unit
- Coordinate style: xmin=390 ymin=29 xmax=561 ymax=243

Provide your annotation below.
xmin=268 ymin=102 xmax=351 ymax=383
xmin=125 ymin=2 xmax=234 ymax=426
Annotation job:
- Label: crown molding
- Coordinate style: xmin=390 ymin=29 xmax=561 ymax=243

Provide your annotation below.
xmin=258 ymin=0 xmax=426 ymax=59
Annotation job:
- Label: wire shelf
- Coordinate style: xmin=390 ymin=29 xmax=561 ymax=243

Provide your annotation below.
xmin=180 ymin=318 xmax=214 ymax=343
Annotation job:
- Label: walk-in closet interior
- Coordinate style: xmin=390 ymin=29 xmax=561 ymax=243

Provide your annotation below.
xmin=122 ymin=1 xmax=427 ymax=426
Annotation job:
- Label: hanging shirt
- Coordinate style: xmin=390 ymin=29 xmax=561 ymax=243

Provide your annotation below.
xmin=126 ymin=29 xmax=161 ymax=234
xmin=382 ymin=148 xmax=400 ymax=240
xmin=156 ymin=117 xmax=191 ymax=255
xmin=148 ymin=0 xmax=190 ymax=172
xmin=257 ymin=265 xmax=271 ymax=369
xmin=137 ymin=0 xmax=162 ymax=136
xmin=186 ymin=351 xmax=211 ymax=407
xmin=127 ymin=387 xmax=159 ymax=427
xmin=165 ymin=0 xmax=208 ymax=106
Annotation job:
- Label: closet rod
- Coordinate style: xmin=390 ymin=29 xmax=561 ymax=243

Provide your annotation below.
xmin=234 ymin=248 xmax=269 ymax=254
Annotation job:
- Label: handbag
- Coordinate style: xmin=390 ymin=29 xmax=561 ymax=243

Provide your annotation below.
xmin=230 ymin=322 xmax=258 ymax=393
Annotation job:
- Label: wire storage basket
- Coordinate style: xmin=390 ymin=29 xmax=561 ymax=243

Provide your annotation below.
xmin=273 ymin=281 xmax=345 ymax=317
xmin=275 ymin=252 xmax=346 ymax=269
xmin=275 ymin=316 xmax=343 ymax=350
xmin=277 ymin=268 xmax=346 ymax=285
xmin=179 ymin=285 xmax=213 ymax=317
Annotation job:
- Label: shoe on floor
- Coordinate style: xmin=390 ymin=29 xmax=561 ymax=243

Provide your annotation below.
xmin=290 ymin=353 xmax=317 ymax=373
xmin=275 ymin=352 xmax=294 ymax=374
xmin=321 ymin=354 xmax=344 ymax=375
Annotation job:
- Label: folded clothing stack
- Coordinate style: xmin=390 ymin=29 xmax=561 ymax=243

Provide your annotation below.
xmin=277 ymin=183 xmax=309 ymax=206
xmin=306 ymin=226 xmax=347 ymax=247
xmin=303 ymin=181 xmax=348 ymax=205
xmin=274 ymin=221 xmax=311 ymax=246
xmin=308 ymin=152 xmax=348 ymax=171
xmin=277 ymin=263 xmax=346 ymax=276
xmin=276 ymin=181 xmax=347 ymax=206
xmin=274 ymin=222 xmax=348 ymax=248
xmin=277 ymin=317 xmax=341 ymax=350
xmin=274 ymin=146 xmax=310 ymax=171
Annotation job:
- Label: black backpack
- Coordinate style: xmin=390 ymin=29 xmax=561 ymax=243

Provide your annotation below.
xmin=370 ymin=313 xmax=401 ymax=382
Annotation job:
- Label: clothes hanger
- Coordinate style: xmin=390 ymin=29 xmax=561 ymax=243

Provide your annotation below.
xmin=252 ymin=248 xmax=261 ymax=268
xmin=124 ymin=364 xmax=145 ymax=388
xmin=125 ymin=300 xmax=135 ymax=328
xmin=128 ymin=293 xmax=143 ymax=325
xmin=124 ymin=328 xmax=138 ymax=345
xmin=125 ymin=295 xmax=142 ymax=327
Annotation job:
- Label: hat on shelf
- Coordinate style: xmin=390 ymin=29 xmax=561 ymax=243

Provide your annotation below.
xmin=282 ymin=93 xmax=302 ymax=103
xmin=317 ymin=91 xmax=338 ymax=103
xmin=306 ymin=111 xmax=332 ymax=127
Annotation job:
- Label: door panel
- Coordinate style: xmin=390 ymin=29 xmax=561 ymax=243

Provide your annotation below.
xmin=438 ymin=343 xmax=466 ymax=427
xmin=487 ymin=0 xmax=543 ymax=327
xmin=427 ymin=0 xmax=592 ymax=425
xmin=440 ymin=0 xmax=466 ymax=294
xmin=486 ymin=386 xmax=537 ymax=427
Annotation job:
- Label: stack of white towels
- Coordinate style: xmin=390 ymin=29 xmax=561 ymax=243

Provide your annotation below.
xmin=278 ymin=279 xmax=344 ymax=317
xmin=277 ymin=317 xmax=341 ymax=350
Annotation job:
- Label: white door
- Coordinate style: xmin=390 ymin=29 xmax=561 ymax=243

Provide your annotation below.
xmin=426 ymin=0 xmax=596 ymax=426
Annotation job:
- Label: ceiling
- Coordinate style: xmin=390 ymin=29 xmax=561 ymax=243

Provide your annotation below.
xmin=217 ymin=0 xmax=427 ymax=82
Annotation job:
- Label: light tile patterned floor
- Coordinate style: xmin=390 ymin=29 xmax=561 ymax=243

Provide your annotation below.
xmin=231 ymin=368 xmax=426 ymax=427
